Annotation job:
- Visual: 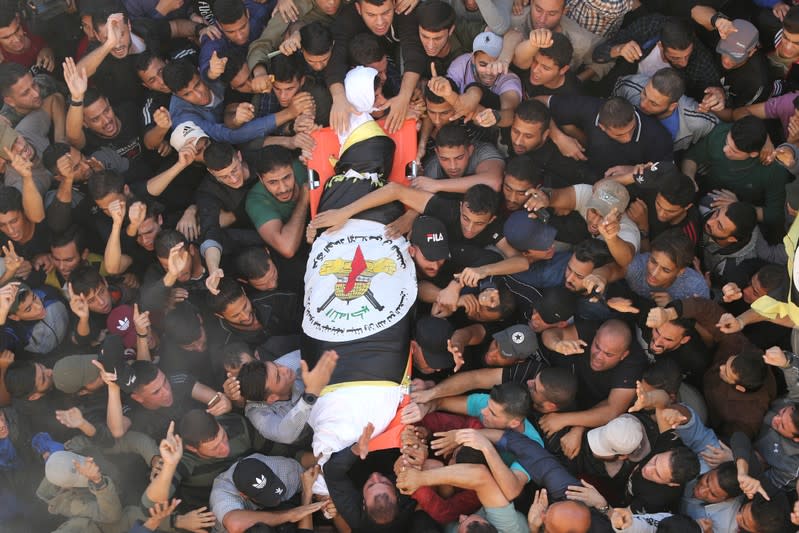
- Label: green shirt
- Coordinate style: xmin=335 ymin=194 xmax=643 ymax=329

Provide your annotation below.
xmin=685 ymin=122 xmax=789 ymax=228
xmin=245 ymin=160 xmax=307 ymax=229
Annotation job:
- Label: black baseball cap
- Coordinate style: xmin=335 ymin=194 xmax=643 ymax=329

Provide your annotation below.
xmin=414 ymin=315 xmax=455 ymax=369
xmin=534 ymin=286 xmax=577 ymax=324
xmin=411 ymin=216 xmax=450 ymax=261
xmin=233 ymin=457 xmax=287 ymax=509
xmin=635 ymin=161 xmax=683 ymax=190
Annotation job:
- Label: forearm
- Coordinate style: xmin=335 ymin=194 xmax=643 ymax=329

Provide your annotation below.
xmin=273 ymin=202 xmax=309 ymax=258
xmin=77 ymin=419 xmax=97 ymax=437
xmin=482 ymin=256 xmax=530 ymax=277
xmin=428 ymin=368 xmax=500 ymax=399
xmin=144 ymin=462 xmax=178 ymax=504
xmin=433 ymin=173 xmax=501 ymax=193
xmin=556 ymin=401 xmax=627 ymax=429
xmin=224 ymin=509 xmax=301 ymax=532
xmin=21 ymin=175 xmax=45 ymax=223
xmin=512 ymin=39 xmax=537 ymax=69
xmin=66 ymin=105 xmax=86 ymax=149
xmin=44 ymin=93 xmax=67 ymax=143
xmin=483 ymin=445 xmax=525 ymax=500
xmin=690 ymin=5 xmax=718 ymax=30
xmin=76 ymin=316 xmax=91 ymax=337
xmin=147 ymin=164 xmax=186 ymax=196
xmin=398 ymin=71 xmax=420 ymax=101
xmin=247 ymin=402 xmax=312 ymax=444
xmin=0 ymin=368 xmax=10 ymax=406
xmin=681 ymin=159 xmax=698 ymax=180
xmin=106 ymin=388 xmax=126 ymax=438
xmin=169 ymin=18 xmax=200 ymax=38
xmin=76 ymin=43 xmax=112 ymax=78
xmin=136 ymin=334 xmax=151 ymax=361
xmin=143 ymin=125 xmax=169 ymax=150
xmin=204 ymin=246 xmax=221 ymax=275
xmin=341 ymin=182 xmax=404 ymax=219
xmin=605 ymin=237 xmax=635 ymax=268
xmin=104 ymin=223 xmax=124 ymax=275
xmin=54 ymin=176 xmax=74 ymax=205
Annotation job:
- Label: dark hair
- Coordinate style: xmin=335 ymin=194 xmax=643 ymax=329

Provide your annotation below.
xmin=0 ymin=1 xmax=19 ymax=27
xmin=669 ymin=446 xmax=700 ymax=484
xmin=538 ymin=367 xmax=577 ymax=410
xmin=651 ymin=230 xmax=694 ymax=269
xmin=83 ymin=88 xmax=105 ymax=108
xmin=133 ymin=50 xmax=162 ymax=74
xmin=573 ymin=239 xmax=613 ymax=268
xmin=784 ymin=5 xmax=799 ymax=33
xmin=731 ymin=348 xmax=767 ymax=391
xmin=234 ymin=247 xmax=273 ymax=279
xmin=650 ymin=67 xmax=686 ymax=103
xmin=489 ymin=383 xmax=530 ymax=419
xmin=163 ymin=59 xmax=198 ymax=93
xmin=222 ymin=342 xmax=252 ymax=369
xmin=154 ymin=229 xmax=187 ymax=260
xmin=51 ymin=225 xmax=87 ymax=253
xmin=539 ymin=32 xmax=573 ymax=69
xmin=0 ymin=62 xmax=29 ymax=97
xmin=89 ymin=8 xmax=128 ymax=33
xmin=453 ymin=445 xmax=488 ymax=465
xmin=219 ymin=50 xmax=248 ymax=85
xmin=356 ymin=0 xmax=390 ymax=5
xmin=131 ymin=360 xmax=160 ymax=391
xmin=42 ymin=143 xmax=72 ymax=175
xmin=659 ymin=171 xmax=695 ymax=208
xmin=238 ymin=360 xmax=267 ymax=400
xmin=4 ymin=361 xmax=36 ymax=398
xmin=749 ymin=497 xmax=790 ymax=533
xmin=301 ymin=21 xmax=333 ymax=55
xmin=790 ymin=402 xmax=799 ymax=437
xmin=505 ymin=155 xmax=544 ymax=187
xmin=178 ymin=409 xmax=220 ymax=447
xmin=88 ymin=170 xmax=125 ymax=201
xmin=366 ymin=493 xmax=398 ymax=525
xmin=755 ymin=264 xmax=787 ymax=294
xmin=660 ymin=17 xmax=693 ymax=50
xmin=463 ymin=184 xmax=500 ymax=215
xmin=214 ymin=0 xmax=246 ymax=24
xmin=69 ymin=264 xmax=105 ymax=296
xmin=416 ymin=0 xmax=455 ymax=30
xmin=494 ymin=285 xmax=516 ymax=320
xmin=0 ymin=186 xmax=22 ymax=214
xmin=163 ymin=302 xmax=204 ymax=345
xmin=270 ymin=53 xmax=304 ymax=83
xmin=655 ymin=515 xmax=700 ymax=533
xmin=465 ymin=523 xmax=498 ymax=533
xmin=206 ymin=276 xmax=246 ymax=315
xmin=205 ymin=142 xmax=237 ymax=171
xmin=254 ymin=145 xmax=295 ymax=175
xmin=715 ymin=461 xmax=743 ymax=497
xmin=424 ymin=77 xmax=458 ymax=104
xmin=514 ymin=99 xmax=551 ymax=129
xmin=349 ymin=32 xmax=386 ymax=66
xmin=730 ymin=116 xmax=768 ymax=153
xmin=725 ymin=202 xmax=758 ymax=242
xmin=598 ymin=97 xmax=635 ymax=129
xmin=435 ymin=123 xmax=471 ymax=149
xmin=642 ymin=358 xmax=682 ymax=395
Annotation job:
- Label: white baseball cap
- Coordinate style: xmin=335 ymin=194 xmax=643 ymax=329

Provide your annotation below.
xmin=587 ymin=414 xmax=647 ymax=458
xmin=170 ymin=121 xmax=208 ymax=151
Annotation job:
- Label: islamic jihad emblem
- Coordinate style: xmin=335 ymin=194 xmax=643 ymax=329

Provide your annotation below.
xmin=318 ymin=245 xmax=397 ymax=312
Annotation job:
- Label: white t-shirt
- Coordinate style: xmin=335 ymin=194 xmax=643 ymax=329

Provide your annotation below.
xmin=573 ymin=184 xmax=641 ymax=251
xmin=638 ymin=46 xmax=669 ymax=77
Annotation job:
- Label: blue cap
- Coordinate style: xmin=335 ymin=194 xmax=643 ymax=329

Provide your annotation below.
xmin=503 ymin=211 xmax=557 ymax=251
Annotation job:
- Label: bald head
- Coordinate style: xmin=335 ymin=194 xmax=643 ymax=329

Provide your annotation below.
xmin=544 ymin=501 xmax=591 ymax=533
xmin=598 ymin=319 xmax=632 ymax=349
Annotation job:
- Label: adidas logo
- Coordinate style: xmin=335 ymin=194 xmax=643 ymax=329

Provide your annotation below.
xmin=117 ymin=317 xmax=130 ymax=331
xmin=253 ymin=475 xmax=267 ymax=489
xmin=275 ymin=487 xmax=283 ymax=495
xmin=182 ymin=125 xmax=194 ymax=136
xmin=125 ymin=374 xmax=136 ymax=387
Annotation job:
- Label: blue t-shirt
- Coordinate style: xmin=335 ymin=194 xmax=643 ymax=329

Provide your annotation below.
xmin=625 ymin=253 xmax=710 ymax=300
xmin=466 ymin=393 xmax=544 ymax=480
xmin=660 ymin=109 xmax=680 ymax=141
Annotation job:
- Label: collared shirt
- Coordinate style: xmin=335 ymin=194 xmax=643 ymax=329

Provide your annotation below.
xmin=565 ymin=0 xmax=633 ymax=37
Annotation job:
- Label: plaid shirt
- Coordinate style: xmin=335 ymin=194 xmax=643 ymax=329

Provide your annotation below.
xmin=593 ymin=14 xmax=722 ymax=100
xmin=565 ymin=0 xmax=633 ymax=37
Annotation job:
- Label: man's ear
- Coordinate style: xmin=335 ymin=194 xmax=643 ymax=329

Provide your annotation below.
xmin=508 ymin=418 xmax=522 ymax=430
xmin=8 ymin=312 xmax=19 ymax=322
xmin=81 ymin=248 xmax=91 ymax=261
xmin=266 ymin=393 xmax=280 ymax=404
xmin=734 ymin=384 xmax=746 ymax=393
xmin=667 ymin=102 xmax=678 ymax=115
xmin=679 ymin=335 xmax=691 ymax=346
xmin=354 ymin=2 xmax=361 ymax=15
xmin=184 ymin=444 xmax=198 ymax=454
xmin=559 ymin=65 xmax=570 ymax=76
xmin=28 ymin=392 xmax=43 ymax=401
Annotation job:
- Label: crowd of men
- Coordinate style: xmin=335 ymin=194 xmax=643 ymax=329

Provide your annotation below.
xmin=4 ymin=0 xmax=799 ymax=530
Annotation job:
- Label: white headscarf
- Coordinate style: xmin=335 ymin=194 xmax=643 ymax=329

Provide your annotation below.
xmin=339 ymin=66 xmax=380 ymax=146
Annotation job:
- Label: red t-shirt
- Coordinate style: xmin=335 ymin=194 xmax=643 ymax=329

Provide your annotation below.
xmin=2 ymin=27 xmax=46 ymax=68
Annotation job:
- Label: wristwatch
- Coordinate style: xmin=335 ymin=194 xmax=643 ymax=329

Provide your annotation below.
xmin=302 ymin=392 xmax=318 ymax=405
xmin=710 ymin=12 xmax=729 ymax=30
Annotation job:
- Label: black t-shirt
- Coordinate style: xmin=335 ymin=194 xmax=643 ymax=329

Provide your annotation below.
xmin=83 ymin=101 xmax=146 ymax=163
xmin=423 ymin=194 xmax=503 ymax=247
xmin=521 ymin=72 xmax=583 ymax=99
xmin=92 ymin=52 xmax=145 ymax=107
xmin=549 ymin=95 xmax=673 ymax=176
xmin=124 ymin=372 xmax=199 ymax=440
xmin=2 ymin=222 xmax=51 ymax=259
xmin=547 ymin=320 xmax=646 ymax=409
xmin=521 ymin=139 xmax=600 ymax=187
xmin=142 ymin=90 xmax=172 ymax=132
xmin=722 ymin=52 xmax=772 ymax=107
xmin=626 ymin=430 xmax=685 ymax=513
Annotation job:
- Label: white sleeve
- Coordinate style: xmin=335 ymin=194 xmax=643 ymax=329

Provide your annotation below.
xmin=573 ymin=184 xmax=593 ymax=216
xmin=617 ymin=214 xmax=641 ymax=252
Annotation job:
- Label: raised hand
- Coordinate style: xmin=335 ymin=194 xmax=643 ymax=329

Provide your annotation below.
xmin=166 ymin=243 xmax=189 ymax=278
xmin=175 ymin=506 xmax=217 ymax=532
xmin=3 ymin=147 xmax=33 ymax=178
xmin=74 ymin=456 xmax=103 ymax=484
xmin=528 ymin=488 xmax=549 ymax=531
xmin=763 ymin=346 xmax=790 ymax=368
xmin=275 ymin=0 xmax=300 ymax=23
xmin=55 ymin=406 xmax=86 ymax=429
xmin=2 ymin=242 xmax=23 ymax=276
xmin=108 ymin=198 xmax=126 ymax=227
xmin=205 ymin=268 xmax=224 ymax=295
xmin=615 ymin=41 xmax=643 ymax=63
xmin=153 ymin=107 xmax=172 ymax=130
xmin=0 ymin=282 xmax=19 ymax=315
xmin=721 ymin=282 xmax=743 ymax=303
xmin=301 ymin=349 xmax=339 ymax=395
xmin=716 ymin=313 xmax=743 ymax=334
xmin=529 ymin=28 xmax=553 ymax=49
xmin=159 ymin=421 xmax=183 ymax=466
xmin=606 ymin=297 xmax=639 ymax=314
xmin=143 ymin=499 xmax=181 ymax=531
xmin=67 ymin=283 xmax=90 ymax=319
xmin=91 ymin=359 xmax=119 ymax=390
xmin=353 ymin=422 xmax=375 ymax=459
xmin=133 ymin=303 xmax=151 ymax=337
xmin=63 ymin=57 xmax=88 ymax=99
xmin=208 ymin=50 xmax=228 ymax=80
xmin=279 ymin=31 xmax=302 ymax=56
